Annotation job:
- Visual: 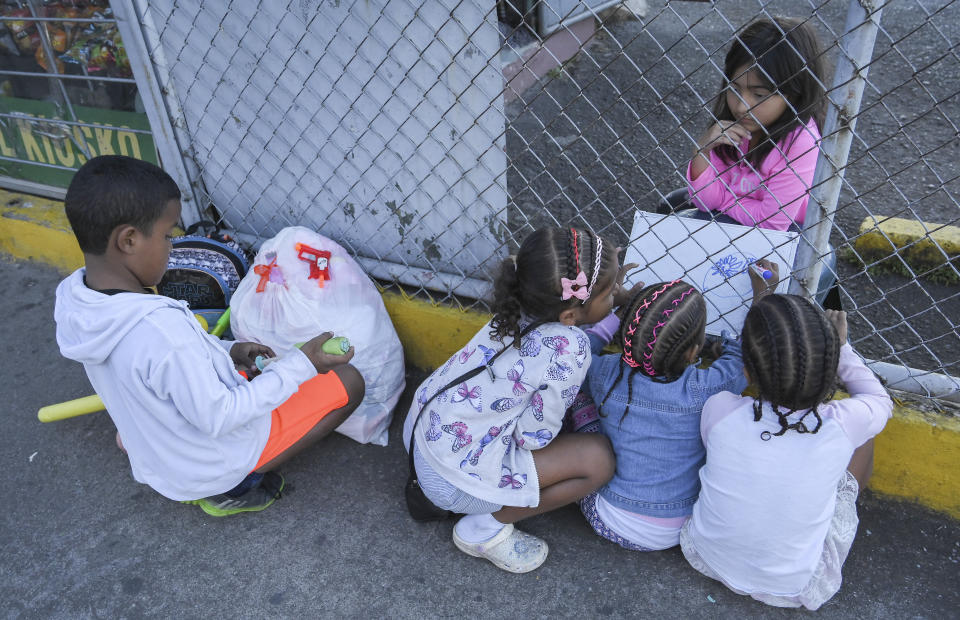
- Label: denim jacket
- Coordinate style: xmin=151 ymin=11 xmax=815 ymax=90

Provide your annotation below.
xmin=586 ymin=334 xmax=747 ymax=518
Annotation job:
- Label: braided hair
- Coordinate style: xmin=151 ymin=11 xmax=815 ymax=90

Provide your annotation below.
xmin=599 ymin=280 xmax=707 ymax=425
xmin=490 ymin=226 xmax=618 ymax=344
xmin=741 ymin=294 xmax=840 ymax=439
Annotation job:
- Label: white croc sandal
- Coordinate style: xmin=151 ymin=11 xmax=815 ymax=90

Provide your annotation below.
xmin=452 ymin=523 xmax=549 ymax=573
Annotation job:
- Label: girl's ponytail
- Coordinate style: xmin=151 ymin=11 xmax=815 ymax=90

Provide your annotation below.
xmin=489 ymin=255 xmax=525 ymax=344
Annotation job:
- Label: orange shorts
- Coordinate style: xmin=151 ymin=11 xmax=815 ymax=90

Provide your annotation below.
xmin=253 ymin=370 xmax=349 ymax=469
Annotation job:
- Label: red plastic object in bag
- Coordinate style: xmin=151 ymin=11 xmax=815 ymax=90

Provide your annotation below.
xmin=294 ymin=242 xmax=331 ymax=287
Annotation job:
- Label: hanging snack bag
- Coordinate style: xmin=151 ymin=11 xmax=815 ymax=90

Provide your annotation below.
xmin=230 ymin=226 xmax=405 ymax=446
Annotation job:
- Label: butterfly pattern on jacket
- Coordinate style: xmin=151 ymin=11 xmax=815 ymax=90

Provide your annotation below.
xmin=574 ymin=333 xmax=589 ymax=368
xmin=417 ymin=374 xmax=450 ymax=409
xmin=542 ymin=335 xmax=574 ymax=381
xmin=450 ymin=382 xmax=482 ymax=412
xmin=519 ymin=329 xmax=542 ymax=357
xmin=506 ymin=359 xmax=535 ymax=395
xmin=499 ymin=465 xmax=527 ymax=490
xmin=518 ymin=428 xmax=553 ymax=449
xmin=477 ymin=344 xmax=496 ymax=366
xmin=561 ymin=384 xmax=581 ymax=409
xmin=459 ymin=424 xmax=504 ymax=469
xmin=458 ymin=346 xmax=476 ymax=365
xmin=524 ymin=387 xmax=547 ymax=422
xmin=425 ymin=411 xmax=442 ymax=441
xmin=442 ymin=421 xmax=472 ymax=452
xmin=438 ymin=355 xmax=455 ymax=378
xmin=416 ymin=384 xmax=430 ymax=408
xmin=490 ymin=396 xmax=524 ymax=413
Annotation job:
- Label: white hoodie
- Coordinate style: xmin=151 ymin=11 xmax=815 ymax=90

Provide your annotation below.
xmin=55 ymin=268 xmax=317 ymax=500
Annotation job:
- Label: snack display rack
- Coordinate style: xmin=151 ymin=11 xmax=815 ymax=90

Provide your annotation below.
xmin=0 ymin=0 xmax=156 ymax=195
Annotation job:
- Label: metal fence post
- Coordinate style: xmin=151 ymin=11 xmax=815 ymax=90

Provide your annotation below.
xmin=789 ymin=0 xmax=884 ymax=299
xmin=111 ymin=0 xmax=204 ymax=226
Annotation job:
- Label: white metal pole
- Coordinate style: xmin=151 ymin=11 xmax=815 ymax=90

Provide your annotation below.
xmin=111 ymin=0 xmax=204 ymax=226
xmin=789 ymin=0 xmax=884 ymax=298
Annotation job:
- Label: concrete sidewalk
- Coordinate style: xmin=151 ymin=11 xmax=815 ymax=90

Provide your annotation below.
xmin=3 ymin=257 xmax=958 ymax=618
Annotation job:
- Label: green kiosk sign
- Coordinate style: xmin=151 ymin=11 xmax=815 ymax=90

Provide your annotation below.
xmin=0 ymin=96 xmax=158 ymax=189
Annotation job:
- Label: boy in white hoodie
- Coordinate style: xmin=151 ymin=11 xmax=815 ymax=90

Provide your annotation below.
xmin=55 ymin=155 xmax=364 ymax=516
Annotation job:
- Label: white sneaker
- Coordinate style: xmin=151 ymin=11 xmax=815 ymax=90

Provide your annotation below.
xmin=452 ymin=523 xmax=548 ymax=573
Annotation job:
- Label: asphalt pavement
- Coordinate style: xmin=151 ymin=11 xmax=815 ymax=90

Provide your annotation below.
xmin=3 ymin=258 xmax=958 ymax=618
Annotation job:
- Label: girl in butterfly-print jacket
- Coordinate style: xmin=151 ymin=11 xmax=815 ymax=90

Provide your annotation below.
xmin=402 ymin=227 xmax=642 ymax=574
xmin=404 ymin=319 xmax=590 ymax=507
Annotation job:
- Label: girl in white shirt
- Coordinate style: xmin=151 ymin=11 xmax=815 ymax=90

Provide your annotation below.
xmin=681 ymin=295 xmax=893 ymax=610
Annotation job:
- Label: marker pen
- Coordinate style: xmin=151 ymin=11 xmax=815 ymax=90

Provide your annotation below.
xmin=750 ymin=263 xmax=773 ymax=280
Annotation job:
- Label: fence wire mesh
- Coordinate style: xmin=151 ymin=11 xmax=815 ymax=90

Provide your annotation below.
xmin=131 ymin=0 xmax=959 ymax=395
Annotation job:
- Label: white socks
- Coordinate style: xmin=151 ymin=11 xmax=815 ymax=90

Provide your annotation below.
xmin=455 ymin=513 xmax=507 ymax=543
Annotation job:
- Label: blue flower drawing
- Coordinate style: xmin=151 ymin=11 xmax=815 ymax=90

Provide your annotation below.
xmin=710 ymin=253 xmax=750 ymax=278
xmin=702 ymin=252 xmax=759 ymax=299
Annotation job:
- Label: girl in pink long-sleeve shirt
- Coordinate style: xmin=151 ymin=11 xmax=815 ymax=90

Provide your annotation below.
xmin=686 ymin=17 xmax=828 ymax=232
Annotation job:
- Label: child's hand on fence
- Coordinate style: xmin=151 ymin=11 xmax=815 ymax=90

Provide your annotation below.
xmin=612 ymin=256 xmax=643 ymax=309
xmin=300 ymin=332 xmax=356 ymax=374
xmin=749 ymin=258 xmax=779 ymax=302
xmin=230 ymin=342 xmax=276 ymax=375
xmin=824 ymin=309 xmax=848 ymax=343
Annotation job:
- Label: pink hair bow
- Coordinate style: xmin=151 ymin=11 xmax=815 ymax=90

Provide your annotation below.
xmin=561 ymin=271 xmax=588 ymax=300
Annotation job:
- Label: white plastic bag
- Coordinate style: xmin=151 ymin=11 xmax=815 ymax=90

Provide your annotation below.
xmin=230 ymin=226 xmax=405 ymax=446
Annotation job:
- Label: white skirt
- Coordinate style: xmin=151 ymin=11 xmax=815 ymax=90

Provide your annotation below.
xmin=680 ymin=470 xmax=860 ymax=611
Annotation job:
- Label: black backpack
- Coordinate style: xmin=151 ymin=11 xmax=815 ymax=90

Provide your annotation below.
xmin=157 ymin=222 xmax=250 ymax=326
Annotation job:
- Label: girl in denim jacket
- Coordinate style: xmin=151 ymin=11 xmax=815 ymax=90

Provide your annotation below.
xmin=579 ymin=262 xmax=777 ymax=550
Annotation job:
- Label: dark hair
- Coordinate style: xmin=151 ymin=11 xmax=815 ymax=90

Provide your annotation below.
xmin=713 ymin=16 xmax=826 ymax=167
xmin=741 ymin=294 xmax=840 ymax=438
xmin=489 ymin=226 xmax=618 ymax=344
xmin=600 ymin=280 xmax=707 ymax=425
xmin=65 ymin=155 xmax=181 ymax=255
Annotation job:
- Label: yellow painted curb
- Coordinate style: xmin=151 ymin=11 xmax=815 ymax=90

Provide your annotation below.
xmin=381 ymin=292 xmax=490 ymax=371
xmin=4 ymin=190 xmax=958 ymax=519
xmin=872 ymin=405 xmax=960 ymax=518
xmin=0 ymin=189 xmax=83 ymax=272
xmin=855 ymin=216 xmax=960 ymax=269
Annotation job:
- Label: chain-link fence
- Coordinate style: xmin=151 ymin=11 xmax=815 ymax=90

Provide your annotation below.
xmin=118 ymin=0 xmax=959 ymax=400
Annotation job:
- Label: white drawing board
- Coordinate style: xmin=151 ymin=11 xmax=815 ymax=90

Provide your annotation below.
xmin=623 ymin=211 xmax=800 ymax=335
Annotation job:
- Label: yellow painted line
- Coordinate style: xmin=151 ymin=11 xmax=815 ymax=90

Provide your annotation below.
xmin=855 ymin=216 xmax=960 ymax=267
xmin=4 ymin=190 xmax=958 ymax=519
